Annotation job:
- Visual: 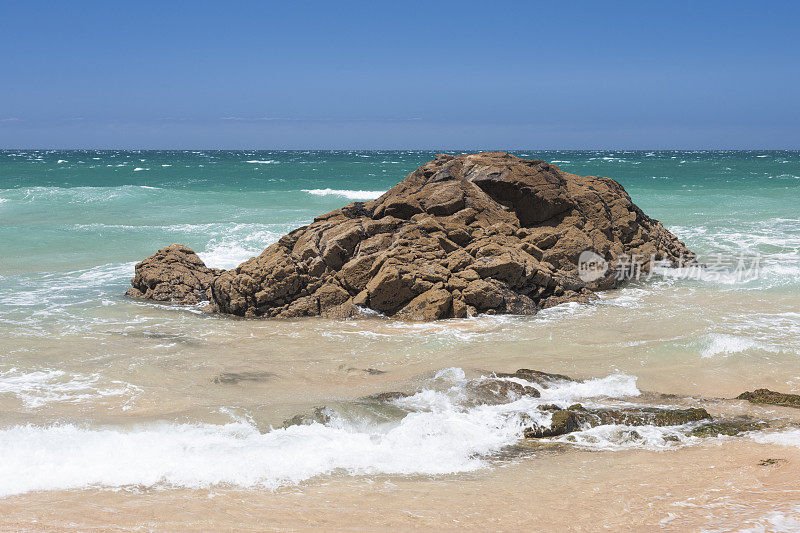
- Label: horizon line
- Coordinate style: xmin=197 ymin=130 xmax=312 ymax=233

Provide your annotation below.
xmin=1 ymin=147 xmax=798 ymax=152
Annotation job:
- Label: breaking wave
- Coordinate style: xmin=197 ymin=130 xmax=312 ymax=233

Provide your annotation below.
xmin=302 ymin=188 xmax=387 ymax=200
xmin=0 ymin=368 xmax=648 ymax=496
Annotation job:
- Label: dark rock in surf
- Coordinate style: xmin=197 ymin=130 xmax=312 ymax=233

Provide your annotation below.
xmin=128 ymin=152 xmax=695 ymax=319
xmin=212 ymin=371 xmax=275 ymax=384
xmin=494 ymin=368 xmax=577 ymax=386
xmin=737 ymin=389 xmax=800 ymax=408
xmin=688 ymin=418 xmax=768 ymax=437
xmin=524 ymin=404 xmax=712 ymax=438
xmin=465 ymin=378 xmax=541 ymax=404
xmin=281 ymin=406 xmax=331 ymax=428
xmin=362 ymin=391 xmax=412 ymax=403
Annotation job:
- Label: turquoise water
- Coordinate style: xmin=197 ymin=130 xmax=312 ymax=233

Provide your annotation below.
xmin=1 ymin=150 xmax=800 ymax=506
xmin=2 ymin=150 xmax=799 ymax=268
xmin=2 ymin=149 xmax=799 ymax=336
xmin=0 ymin=150 xmax=797 ymax=323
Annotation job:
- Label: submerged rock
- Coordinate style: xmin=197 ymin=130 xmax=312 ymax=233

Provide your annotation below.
xmin=494 ymin=368 xmax=577 ymax=386
xmin=524 ymin=405 xmax=712 ymax=438
xmin=211 ymin=371 xmax=275 ymax=384
xmin=689 ymin=418 xmax=767 ymax=438
xmin=281 ymin=406 xmax=332 ymax=428
xmin=128 ymin=153 xmax=695 ymax=319
xmin=465 ymin=378 xmax=541 ymax=404
xmin=361 ymin=391 xmax=411 ymax=402
xmin=737 ymin=389 xmax=800 ymax=408
xmin=758 ymin=458 xmax=787 ymax=467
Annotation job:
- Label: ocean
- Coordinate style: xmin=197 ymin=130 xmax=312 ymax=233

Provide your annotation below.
xmin=1 ymin=150 xmax=800 ymax=529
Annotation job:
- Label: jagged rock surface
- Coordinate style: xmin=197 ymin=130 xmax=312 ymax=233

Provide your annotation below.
xmin=126 ymin=244 xmax=222 ymax=304
xmin=128 ymin=152 xmax=695 ymax=319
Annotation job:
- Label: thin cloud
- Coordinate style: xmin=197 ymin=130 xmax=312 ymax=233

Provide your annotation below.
xmin=220 ymin=116 xmax=292 ymax=122
xmin=219 ymin=116 xmax=424 ymax=122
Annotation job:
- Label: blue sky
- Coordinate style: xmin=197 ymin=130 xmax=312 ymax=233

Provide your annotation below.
xmin=1 ymin=1 xmax=798 ymax=149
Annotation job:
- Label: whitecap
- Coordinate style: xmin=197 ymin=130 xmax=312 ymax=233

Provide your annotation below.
xmin=245 ymin=160 xmax=278 ymax=164
xmin=302 ymin=188 xmax=387 ymax=200
xmin=196 ymin=224 xmax=286 ymax=269
xmin=549 ymin=423 xmax=692 ymax=451
xmin=700 ymin=333 xmax=776 ymax=358
xmin=0 ymin=368 xmax=139 ymax=409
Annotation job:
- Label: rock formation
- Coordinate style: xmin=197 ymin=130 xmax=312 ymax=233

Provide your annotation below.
xmin=737 ymin=389 xmax=800 ymax=408
xmin=127 ymin=152 xmax=695 ymax=320
xmin=126 ymin=244 xmax=222 ymax=304
xmin=282 ymin=368 xmax=772 ymax=441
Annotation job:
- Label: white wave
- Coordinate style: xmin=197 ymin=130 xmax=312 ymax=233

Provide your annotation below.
xmin=740 ymin=507 xmax=800 ymax=533
xmin=535 ymin=373 xmax=641 ymax=404
xmin=197 ymin=242 xmax=263 ymax=270
xmin=597 ymin=287 xmax=649 ymax=308
xmin=1 ymin=185 xmax=164 ymax=204
xmin=550 ymin=423 xmax=691 ymax=451
xmin=0 ymin=368 xmax=139 ymax=409
xmin=245 ymin=160 xmax=278 ymax=164
xmin=751 ymin=429 xmax=800 ymax=449
xmin=0 ymin=262 xmax=134 ymax=307
xmin=700 ymin=333 xmax=776 ymax=358
xmin=651 ymin=264 xmax=750 ymax=285
xmin=0 ymin=406 xmax=520 ymax=496
xmin=302 ymin=188 xmax=387 ymax=200
xmin=133 ymin=167 xmax=149 ymax=171
xmin=0 ymin=368 xmax=648 ymax=496
xmin=0 ymin=198 xmax=7 ymax=204
xmin=196 ymin=225 xmax=285 ymax=269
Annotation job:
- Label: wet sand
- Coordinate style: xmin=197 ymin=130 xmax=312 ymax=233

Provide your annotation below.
xmin=1 ymin=441 xmax=799 ymax=531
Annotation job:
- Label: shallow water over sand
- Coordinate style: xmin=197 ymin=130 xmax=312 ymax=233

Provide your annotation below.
xmin=1 ymin=150 xmax=800 ymax=529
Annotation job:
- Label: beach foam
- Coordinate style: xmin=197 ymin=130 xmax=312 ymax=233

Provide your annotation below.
xmin=0 ymin=368 xmax=139 ymax=409
xmin=750 ymin=429 xmax=800 ymax=449
xmin=0 ymin=369 xmax=645 ymax=496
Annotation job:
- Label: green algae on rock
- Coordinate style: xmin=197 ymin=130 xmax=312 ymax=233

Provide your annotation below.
xmin=737 ymin=389 xmax=800 ymax=408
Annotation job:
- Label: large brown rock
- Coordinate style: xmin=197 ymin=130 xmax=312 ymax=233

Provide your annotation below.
xmin=126 ymin=244 xmax=222 ymax=304
xmin=128 ymin=152 xmax=695 ymax=319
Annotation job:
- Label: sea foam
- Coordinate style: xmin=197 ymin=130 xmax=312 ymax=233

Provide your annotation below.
xmin=0 ymin=369 xmax=643 ymax=497
xmin=700 ymin=333 xmax=776 ymax=358
xmin=0 ymin=368 xmax=139 ymax=409
xmin=302 ymin=188 xmax=387 ymax=200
